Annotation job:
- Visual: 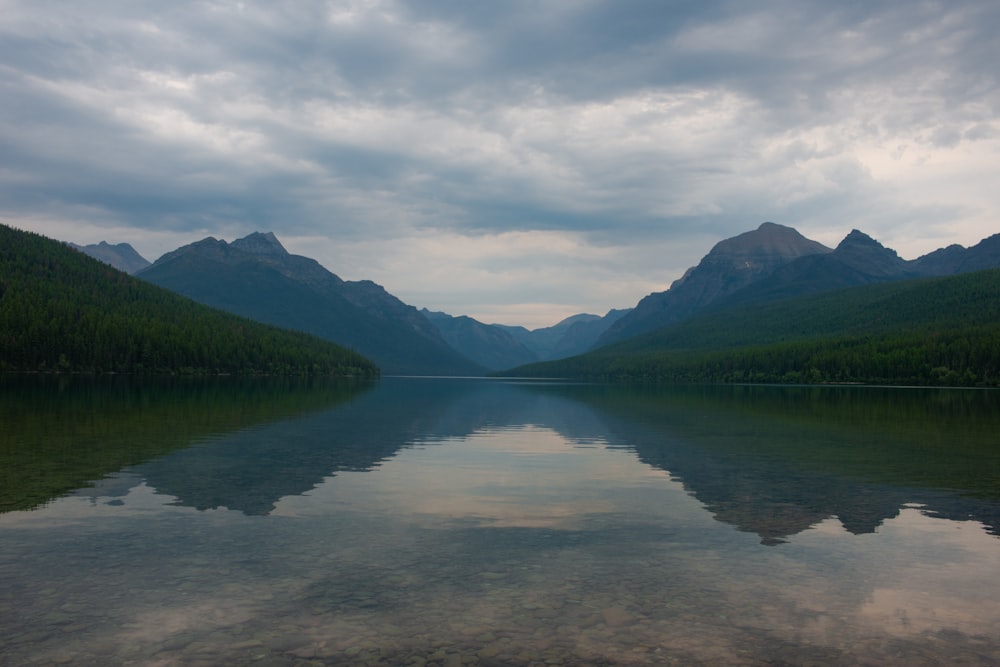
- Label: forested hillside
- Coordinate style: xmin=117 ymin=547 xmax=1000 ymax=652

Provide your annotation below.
xmin=499 ymin=270 xmax=1000 ymax=386
xmin=0 ymin=225 xmax=379 ymax=377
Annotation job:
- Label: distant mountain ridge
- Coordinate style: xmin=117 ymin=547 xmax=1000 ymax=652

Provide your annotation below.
xmin=913 ymin=233 xmax=1000 ymax=275
xmin=420 ymin=310 xmax=539 ymax=371
xmin=498 ymin=309 xmax=631 ymax=361
xmin=69 ymin=241 xmax=150 ymax=274
xmin=138 ymin=232 xmax=483 ymax=376
xmin=420 ymin=308 xmax=632 ymax=370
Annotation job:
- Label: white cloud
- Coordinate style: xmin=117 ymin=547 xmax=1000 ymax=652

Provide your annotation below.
xmin=283 ymin=228 xmax=677 ymax=328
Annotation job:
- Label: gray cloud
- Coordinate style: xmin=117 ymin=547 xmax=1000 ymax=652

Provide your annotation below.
xmin=2 ymin=0 xmax=998 ymax=326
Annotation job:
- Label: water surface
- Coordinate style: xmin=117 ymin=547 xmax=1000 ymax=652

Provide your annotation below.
xmin=1 ymin=377 xmax=999 ymax=666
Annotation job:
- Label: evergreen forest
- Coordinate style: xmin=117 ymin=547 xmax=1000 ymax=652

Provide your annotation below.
xmin=500 ymin=269 xmax=1000 ymax=386
xmin=0 ymin=225 xmax=379 ymax=377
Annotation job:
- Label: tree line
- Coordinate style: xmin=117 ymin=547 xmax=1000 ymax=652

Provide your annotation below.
xmin=557 ymin=328 xmax=1000 ymax=386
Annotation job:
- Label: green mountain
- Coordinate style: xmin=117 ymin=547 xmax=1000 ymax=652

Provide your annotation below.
xmin=0 ymin=224 xmax=378 ymax=377
xmin=138 ymin=232 xmax=484 ymax=376
xmin=498 ymin=269 xmax=1000 ymax=386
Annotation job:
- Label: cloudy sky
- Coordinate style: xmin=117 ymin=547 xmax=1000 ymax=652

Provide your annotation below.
xmin=2 ymin=1 xmax=998 ymax=327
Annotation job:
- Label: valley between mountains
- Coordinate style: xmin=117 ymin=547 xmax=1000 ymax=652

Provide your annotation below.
xmin=16 ymin=221 xmax=1000 ymax=384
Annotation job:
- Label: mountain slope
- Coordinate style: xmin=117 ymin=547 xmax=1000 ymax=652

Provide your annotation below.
xmin=498 ymin=269 xmax=1000 ymax=386
xmin=907 ymin=233 xmax=1000 ymax=276
xmin=599 ymin=224 xmax=1000 ymax=350
xmin=138 ymin=232 xmax=483 ymax=376
xmin=421 ymin=308 xmax=631 ymax=370
xmin=69 ymin=241 xmax=151 ymax=274
xmin=498 ymin=309 xmax=631 ymax=361
xmin=599 ymin=222 xmax=831 ymax=345
xmin=421 ymin=310 xmax=539 ymax=371
xmin=705 ymin=229 xmax=918 ymax=310
xmin=0 ymin=224 xmax=377 ymax=376
xmin=546 ymin=309 xmax=632 ymax=358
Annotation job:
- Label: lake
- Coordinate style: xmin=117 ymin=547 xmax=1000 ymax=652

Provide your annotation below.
xmin=1 ymin=376 xmax=999 ymax=666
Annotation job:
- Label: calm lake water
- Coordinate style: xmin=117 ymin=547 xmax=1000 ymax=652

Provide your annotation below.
xmin=1 ymin=376 xmax=999 ymax=666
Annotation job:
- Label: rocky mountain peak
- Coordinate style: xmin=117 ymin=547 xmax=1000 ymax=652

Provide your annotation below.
xmin=837 ymin=229 xmax=880 ymax=248
xmin=670 ymin=222 xmax=831 ymax=297
xmin=833 ymin=230 xmax=906 ymax=277
xmin=598 ymin=222 xmax=833 ymax=346
xmin=709 ymin=222 xmax=831 ymax=262
xmin=230 ymin=231 xmax=288 ymax=257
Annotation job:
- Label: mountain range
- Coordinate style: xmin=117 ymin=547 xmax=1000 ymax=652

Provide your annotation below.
xmin=422 ymin=308 xmax=631 ymax=370
xmin=598 ymin=222 xmax=1000 ymax=346
xmin=132 ymin=232 xmax=630 ymax=373
xmin=136 ymin=233 xmax=484 ymax=376
xmin=61 ymin=221 xmax=1000 ymax=378
xmin=498 ymin=310 xmax=631 ymax=361
xmin=502 ymin=266 xmax=1000 ymax=386
xmin=2 ymin=224 xmax=375 ymax=377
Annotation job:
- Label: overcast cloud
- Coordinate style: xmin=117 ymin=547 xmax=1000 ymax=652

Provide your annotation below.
xmin=2 ymin=0 xmax=998 ymax=327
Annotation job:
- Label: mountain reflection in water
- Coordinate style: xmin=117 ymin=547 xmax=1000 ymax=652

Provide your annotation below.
xmin=550 ymin=383 xmax=1000 ymax=543
xmin=63 ymin=379 xmax=1000 ymax=543
xmin=2 ymin=377 xmax=999 ymax=666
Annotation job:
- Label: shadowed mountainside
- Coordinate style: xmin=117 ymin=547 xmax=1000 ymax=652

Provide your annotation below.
xmin=0 ymin=225 xmax=376 ymax=377
xmin=500 ymin=268 xmax=1000 ymax=386
xmin=598 ymin=223 xmax=1000 ymax=347
xmin=138 ymin=232 xmax=483 ymax=376
xmin=599 ymin=222 xmax=831 ymax=345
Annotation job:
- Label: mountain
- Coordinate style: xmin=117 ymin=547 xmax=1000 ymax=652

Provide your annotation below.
xmin=598 ymin=222 xmax=831 ymax=345
xmin=546 ymin=309 xmax=632 ymax=358
xmin=700 ymin=229 xmax=1000 ymax=314
xmin=912 ymin=233 xmax=1000 ymax=275
xmin=138 ymin=232 xmax=483 ymax=376
xmin=420 ymin=310 xmax=539 ymax=371
xmin=499 ymin=309 xmax=632 ymax=361
xmin=830 ymin=229 xmax=910 ymax=276
xmin=0 ymin=224 xmax=377 ymax=376
xmin=499 ymin=268 xmax=1000 ymax=387
xmin=419 ymin=308 xmax=632 ymax=371
xmin=704 ymin=229 xmax=918 ymax=310
xmin=69 ymin=241 xmax=150 ymax=274
xmin=598 ymin=223 xmax=1000 ymax=348
xmin=954 ymin=233 xmax=1000 ymax=272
